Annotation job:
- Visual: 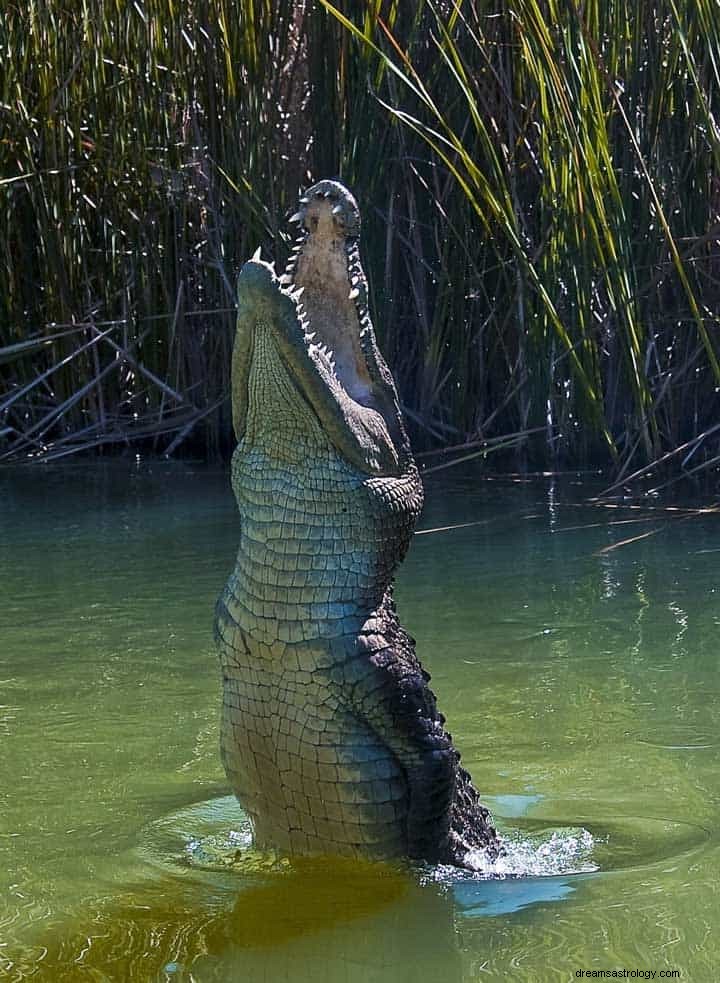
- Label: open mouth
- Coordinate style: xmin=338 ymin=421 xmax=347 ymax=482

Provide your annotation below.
xmin=233 ymin=181 xmax=407 ymax=476
xmin=279 ymin=180 xmax=376 ymax=405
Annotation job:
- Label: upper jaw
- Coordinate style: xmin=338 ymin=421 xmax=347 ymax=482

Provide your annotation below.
xmin=281 ymin=181 xmax=372 ymax=400
xmin=232 ymin=182 xmax=411 ymax=478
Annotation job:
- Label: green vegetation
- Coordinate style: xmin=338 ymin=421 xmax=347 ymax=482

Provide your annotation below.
xmin=2 ymin=1 xmax=720 ymax=488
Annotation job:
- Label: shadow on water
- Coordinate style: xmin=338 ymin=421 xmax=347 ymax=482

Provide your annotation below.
xmin=22 ymin=858 xmax=458 ymax=983
xmin=17 ymin=865 xmax=595 ymax=983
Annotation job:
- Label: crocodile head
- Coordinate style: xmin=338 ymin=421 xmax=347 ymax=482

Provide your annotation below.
xmin=232 ymin=181 xmax=412 ymax=477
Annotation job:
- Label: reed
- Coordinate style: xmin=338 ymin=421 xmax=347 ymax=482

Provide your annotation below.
xmin=2 ymin=1 xmax=720 ymax=487
xmin=1 ymin=0 xmax=306 ymax=460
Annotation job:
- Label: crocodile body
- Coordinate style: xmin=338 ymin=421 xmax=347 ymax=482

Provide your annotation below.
xmin=215 ymin=180 xmax=499 ymax=866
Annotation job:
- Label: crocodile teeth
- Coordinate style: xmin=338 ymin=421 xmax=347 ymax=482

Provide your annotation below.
xmin=332 ymin=204 xmax=343 ymax=215
xmin=292 ymin=287 xmax=305 ymax=300
xmin=252 ymin=246 xmax=262 ymax=261
xmin=348 ymin=287 xmax=360 ymax=300
xmin=304 ymin=331 xmax=316 ymax=342
xmin=299 ymin=196 xmax=309 ymax=204
xmin=279 ymin=274 xmax=293 ymax=286
xmin=288 ymin=211 xmax=303 ymax=224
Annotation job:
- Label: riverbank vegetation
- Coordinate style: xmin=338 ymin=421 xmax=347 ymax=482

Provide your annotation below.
xmin=2 ymin=1 xmax=720 ymax=491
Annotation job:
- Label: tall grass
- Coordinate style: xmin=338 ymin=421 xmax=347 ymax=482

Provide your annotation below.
xmin=321 ymin=0 xmax=720 ymax=486
xmin=2 ymin=1 xmax=720 ymax=487
xmin=1 ymin=0 xmax=306 ymax=459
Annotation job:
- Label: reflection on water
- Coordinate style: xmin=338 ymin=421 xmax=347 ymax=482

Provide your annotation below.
xmin=40 ymin=865 xmax=461 ymax=983
xmin=1 ymin=462 xmax=719 ymax=980
xmin=454 ymin=876 xmax=578 ymax=917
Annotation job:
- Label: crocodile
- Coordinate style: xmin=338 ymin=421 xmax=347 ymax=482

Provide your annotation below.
xmin=214 ymin=179 xmax=500 ymax=867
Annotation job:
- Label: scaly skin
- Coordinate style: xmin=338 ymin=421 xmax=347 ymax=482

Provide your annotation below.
xmin=215 ymin=180 xmax=500 ymax=866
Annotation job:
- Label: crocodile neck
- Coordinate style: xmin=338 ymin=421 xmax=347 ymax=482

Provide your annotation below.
xmin=223 ymin=326 xmax=420 ymax=646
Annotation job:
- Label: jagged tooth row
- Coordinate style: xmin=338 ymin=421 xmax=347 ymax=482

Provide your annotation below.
xmin=274 ymin=229 xmax=335 ymax=370
xmin=283 ymin=231 xmax=307 ymax=283
xmin=280 ymin=234 xmax=306 ymax=285
xmin=345 ymin=241 xmax=372 ymax=337
xmin=308 ymin=341 xmax=336 ymax=372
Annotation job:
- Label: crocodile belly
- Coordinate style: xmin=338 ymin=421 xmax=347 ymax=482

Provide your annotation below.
xmin=217 ymin=625 xmax=409 ymax=858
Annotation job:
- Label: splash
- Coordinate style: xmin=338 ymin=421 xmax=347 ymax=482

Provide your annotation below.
xmin=429 ymin=826 xmax=598 ymax=883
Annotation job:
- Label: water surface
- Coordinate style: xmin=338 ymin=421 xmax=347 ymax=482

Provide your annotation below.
xmin=1 ymin=462 xmax=717 ymax=980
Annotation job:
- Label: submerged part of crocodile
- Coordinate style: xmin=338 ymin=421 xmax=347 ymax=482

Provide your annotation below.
xmin=215 ymin=180 xmax=500 ymax=866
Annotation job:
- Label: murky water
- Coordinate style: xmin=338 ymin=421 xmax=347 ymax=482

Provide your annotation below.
xmin=1 ymin=462 xmax=718 ymax=980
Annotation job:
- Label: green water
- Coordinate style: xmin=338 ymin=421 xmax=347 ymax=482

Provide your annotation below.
xmin=1 ymin=463 xmax=718 ymax=981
